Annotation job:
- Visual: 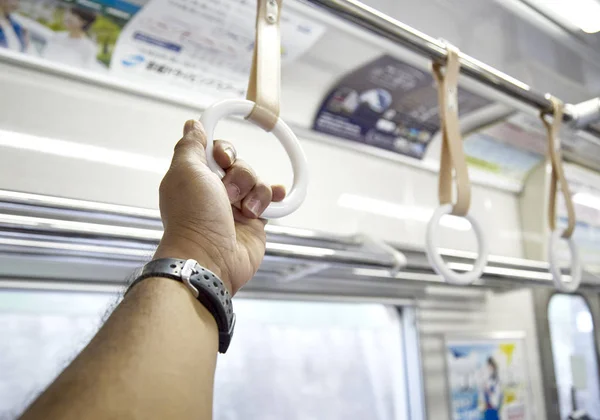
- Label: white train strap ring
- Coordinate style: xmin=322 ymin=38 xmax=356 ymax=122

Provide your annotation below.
xmin=548 ymin=230 xmax=582 ymax=293
xmin=201 ymin=99 xmax=309 ymax=219
xmin=426 ymin=204 xmax=489 ymax=285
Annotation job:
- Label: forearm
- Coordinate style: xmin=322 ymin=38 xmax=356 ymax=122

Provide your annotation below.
xmin=20 ymin=277 xmax=219 ymax=420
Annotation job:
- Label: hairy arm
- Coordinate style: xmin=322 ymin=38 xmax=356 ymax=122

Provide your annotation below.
xmin=21 ymin=277 xmax=219 ymax=420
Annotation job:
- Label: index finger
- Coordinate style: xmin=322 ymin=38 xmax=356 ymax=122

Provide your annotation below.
xmin=213 ymin=140 xmax=237 ymax=170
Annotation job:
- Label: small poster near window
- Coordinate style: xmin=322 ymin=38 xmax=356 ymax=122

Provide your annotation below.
xmin=444 ymin=333 xmax=532 ymax=420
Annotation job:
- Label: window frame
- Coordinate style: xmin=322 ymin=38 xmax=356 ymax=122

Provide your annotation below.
xmin=532 ymin=288 xmax=600 ymax=420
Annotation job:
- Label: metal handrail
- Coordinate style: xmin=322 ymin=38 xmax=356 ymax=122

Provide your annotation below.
xmin=0 ymin=189 xmax=598 ymax=290
xmin=301 ymin=0 xmax=600 ymax=135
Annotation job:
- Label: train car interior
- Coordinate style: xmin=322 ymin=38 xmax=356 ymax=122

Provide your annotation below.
xmin=1 ymin=0 xmax=600 ymax=419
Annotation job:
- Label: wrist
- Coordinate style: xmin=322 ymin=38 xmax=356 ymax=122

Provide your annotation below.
xmin=154 ymin=235 xmax=233 ymax=294
xmin=127 ymin=257 xmax=236 ymax=353
xmin=123 ymin=276 xmax=219 ymax=345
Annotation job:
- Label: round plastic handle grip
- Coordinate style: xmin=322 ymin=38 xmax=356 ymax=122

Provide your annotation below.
xmin=201 ymin=99 xmax=309 ymax=219
xmin=425 ymin=204 xmax=489 ymax=285
xmin=548 ymin=230 xmax=582 ymax=293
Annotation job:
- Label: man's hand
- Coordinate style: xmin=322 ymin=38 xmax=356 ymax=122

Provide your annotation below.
xmin=154 ymin=120 xmax=285 ymax=295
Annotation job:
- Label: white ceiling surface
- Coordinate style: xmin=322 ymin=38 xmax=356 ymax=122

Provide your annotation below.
xmin=2 ymin=0 xmax=600 ymax=260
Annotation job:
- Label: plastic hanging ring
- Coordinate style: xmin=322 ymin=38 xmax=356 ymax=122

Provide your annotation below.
xmin=548 ymin=230 xmax=582 ymax=293
xmin=425 ymin=204 xmax=489 ymax=285
xmin=201 ymin=99 xmax=309 ymax=219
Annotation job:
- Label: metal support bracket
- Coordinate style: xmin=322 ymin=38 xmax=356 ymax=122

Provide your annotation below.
xmin=565 ymin=97 xmax=600 ymax=129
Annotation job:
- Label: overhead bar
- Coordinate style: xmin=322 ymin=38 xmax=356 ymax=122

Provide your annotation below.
xmin=0 ymin=189 xmax=599 ymax=290
xmin=300 ymin=0 xmax=600 ymax=137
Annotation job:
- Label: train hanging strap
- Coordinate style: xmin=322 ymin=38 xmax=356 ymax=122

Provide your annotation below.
xmin=200 ymin=0 xmax=309 ymax=219
xmin=540 ymin=97 xmax=576 ymax=239
xmin=432 ymin=45 xmax=471 ymax=217
xmin=540 ymin=96 xmax=581 ymax=292
xmin=425 ymin=43 xmax=489 ymax=286
xmin=245 ymin=0 xmax=282 ymax=132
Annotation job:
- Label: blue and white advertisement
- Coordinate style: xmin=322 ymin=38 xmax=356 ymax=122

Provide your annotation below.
xmin=445 ymin=335 xmax=532 ymax=420
xmin=0 ymin=0 xmax=325 ymax=101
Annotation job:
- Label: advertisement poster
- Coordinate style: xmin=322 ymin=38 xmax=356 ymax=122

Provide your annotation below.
xmin=463 ymin=114 xmax=546 ymax=182
xmin=312 ymin=55 xmax=492 ymax=159
xmin=463 ymin=113 xmax=596 ymax=183
xmin=0 ymin=0 xmax=325 ymax=100
xmin=445 ymin=334 xmax=532 ymax=420
xmin=555 ymin=165 xmax=600 ymax=272
xmin=2 ymin=0 xmax=141 ymax=71
xmin=110 ymin=0 xmax=326 ymax=99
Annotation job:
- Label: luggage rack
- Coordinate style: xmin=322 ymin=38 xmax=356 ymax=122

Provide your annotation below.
xmin=0 ymin=190 xmax=598 ymax=299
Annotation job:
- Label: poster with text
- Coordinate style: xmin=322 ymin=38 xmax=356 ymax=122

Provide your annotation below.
xmin=0 ymin=0 xmax=325 ymax=101
xmin=110 ymin=0 xmax=325 ymax=100
xmin=312 ymin=55 xmax=492 ymax=159
xmin=445 ymin=334 xmax=532 ymax=420
xmin=463 ymin=114 xmax=546 ymax=182
xmin=463 ymin=113 xmax=597 ymax=183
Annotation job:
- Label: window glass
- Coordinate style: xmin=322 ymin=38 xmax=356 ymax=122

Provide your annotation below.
xmin=548 ymin=294 xmax=600 ymax=419
xmin=0 ymin=290 xmax=408 ymax=420
xmin=0 ymin=289 xmax=118 ymax=418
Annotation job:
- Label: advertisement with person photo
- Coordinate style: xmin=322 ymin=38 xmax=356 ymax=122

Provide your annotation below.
xmin=0 ymin=0 xmax=29 ymax=52
xmin=0 ymin=0 xmax=325 ymax=103
xmin=0 ymin=0 xmax=140 ymax=71
xmin=446 ymin=335 xmax=532 ymax=420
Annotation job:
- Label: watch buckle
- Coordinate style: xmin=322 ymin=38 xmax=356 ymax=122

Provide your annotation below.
xmin=181 ymin=259 xmax=200 ymax=298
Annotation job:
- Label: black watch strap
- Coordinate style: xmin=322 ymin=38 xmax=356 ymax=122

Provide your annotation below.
xmin=128 ymin=258 xmax=235 ymax=353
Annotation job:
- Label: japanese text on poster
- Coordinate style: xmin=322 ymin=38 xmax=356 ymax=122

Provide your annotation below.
xmin=1 ymin=0 xmax=325 ymax=101
xmin=313 ymin=55 xmax=492 ymax=159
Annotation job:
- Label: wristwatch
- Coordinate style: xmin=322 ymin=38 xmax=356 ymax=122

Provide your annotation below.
xmin=128 ymin=258 xmax=235 ymax=353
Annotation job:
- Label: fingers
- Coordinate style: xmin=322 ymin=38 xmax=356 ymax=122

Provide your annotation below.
xmin=173 ymin=120 xmax=287 ymax=218
xmin=172 ymin=120 xmax=208 ymax=166
xmin=222 ymin=159 xmax=283 ymax=218
xmin=222 ymin=159 xmax=257 ymax=207
xmin=213 ymin=140 xmax=236 ymax=169
xmin=271 ymin=185 xmax=286 ymax=203
xmin=173 ymin=122 xmax=238 ymax=172
xmin=242 ymin=182 xmax=272 ymax=219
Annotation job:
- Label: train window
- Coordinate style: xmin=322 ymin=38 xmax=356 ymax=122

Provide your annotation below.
xmin=0 ymin=291 xmax=410 ymax=419
xmin=214 ymin=299 xmax=408 ymax=420
xmin=548 ymin=294 xmax=600 ymax=419
xmin=0 ymin=289 xmax=118 ymax=418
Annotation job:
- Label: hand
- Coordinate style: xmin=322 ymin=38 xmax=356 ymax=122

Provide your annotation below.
xmin=154 ymin=120 xmax=285 ymax=295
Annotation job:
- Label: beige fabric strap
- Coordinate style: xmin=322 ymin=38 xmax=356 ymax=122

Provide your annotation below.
xmin=432 ymin=45 xmax=471 ymax=217
xmin=540 ymin=97 xmax=576 ymax=239
xmin=246 ymin=0 xmax=282 ymax=132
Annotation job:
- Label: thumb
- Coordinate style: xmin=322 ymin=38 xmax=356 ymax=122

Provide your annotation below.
xmin=172 ymin=120 xmax=208 ymax=166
